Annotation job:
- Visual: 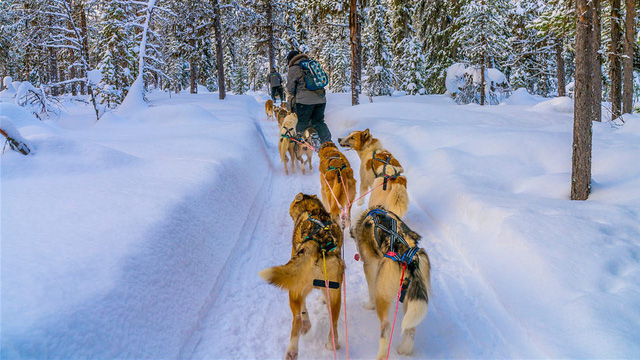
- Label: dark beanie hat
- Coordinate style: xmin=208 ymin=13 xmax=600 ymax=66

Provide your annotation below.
xmin=286 ymin=50 xmax=300 ymax=63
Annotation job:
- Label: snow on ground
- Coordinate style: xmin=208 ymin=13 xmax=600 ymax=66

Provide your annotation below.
xmin=2 ymin=90 xmax=640 ymax=359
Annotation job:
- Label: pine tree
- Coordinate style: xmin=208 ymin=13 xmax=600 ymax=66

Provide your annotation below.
xmin=393 ymin=37 xmax=426 ymax=95
xmin=508 ymin=0 xmax=558 ymax=96
xmin=329 ymin=40 xmax=351 ymax=93
xmin=452 ymin=0 xmax=512 ymax=104
xmin=95 ymin=0 xmax=137 ymax=107
xmin=389 ymin=0 xmax=411 ymax=49
xmin=282 ymin=7 xmax=309 ymax=54
xmin=389 ymin=0 xmax=425 ymax=94
xmin=414 ymin=0 xmax=466 ymax=94
xmin=572 ymin=0 xmax=600 ymax=200
xmin=363 ymin=0 xmax=394 ymax=98
xmin=532 ymin=0 xmax=576 ymax=97
xmin=0 ymin=1 xmax=29 ymax=84
xmin=252 ymin=0 xmax=289 ymax=71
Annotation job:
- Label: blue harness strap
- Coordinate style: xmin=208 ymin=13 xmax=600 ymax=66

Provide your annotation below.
xmin=365 ymin=208 xmax=420 ymax=303
xmin=365 ymin=208 xmax=419 ymax=266
xmin=384 ymin=246 xmax=419 ymax=265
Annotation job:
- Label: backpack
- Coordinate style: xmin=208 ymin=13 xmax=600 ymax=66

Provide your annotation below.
xmin=299 ymin=59 xmax=328 ymax=91
xmin=269 ymin=73 xmax=281 ymax=87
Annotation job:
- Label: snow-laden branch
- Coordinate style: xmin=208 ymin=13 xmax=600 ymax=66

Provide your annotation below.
xmin=118 ymin=0 xmax=157 ymax=113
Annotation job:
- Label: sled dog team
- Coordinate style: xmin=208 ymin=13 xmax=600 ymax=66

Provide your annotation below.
xmin=261 ymin=101 xmax=431 ymax=360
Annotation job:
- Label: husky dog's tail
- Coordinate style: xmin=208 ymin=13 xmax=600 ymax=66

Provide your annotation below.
xmin=259 ymin=251 xmax=313 ymax=292
xmin=401 ymin=249 xmax=431 ymax=331
xmin=371 ymin=175 xmax=408 ymax=218
xmin=259 ymin=263 xmax=296 ymax=290
xmin=386 ymin=175 xmax=408 ymax=218
xmin=279 ymin=136 xmax=291 ymax=164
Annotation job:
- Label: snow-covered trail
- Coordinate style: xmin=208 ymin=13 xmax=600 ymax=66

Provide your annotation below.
xmin=183 ymin=94 xmax=535 ymax=360
xmin=184 ymin=99 xmax=375 ymax=359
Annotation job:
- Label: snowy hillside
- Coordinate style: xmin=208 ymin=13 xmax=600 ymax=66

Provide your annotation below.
xmin=2 ymin=91 xmax=640 ymax=359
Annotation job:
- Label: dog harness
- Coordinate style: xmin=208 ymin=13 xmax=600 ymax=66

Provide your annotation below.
xmin=371 ymin=150 xmax=401 ymax=190
xmin=303 ymin=214 xmax=341 ymax=290
xmin=302 ymin=214 xmax=337 ymax=253
xmin=365 ymin=208 xmax=419 ymax=303
xmin=281 ymin=126 xmax=296 ymax=140
xmin=324 ymin=155 xmax=347 ymax=181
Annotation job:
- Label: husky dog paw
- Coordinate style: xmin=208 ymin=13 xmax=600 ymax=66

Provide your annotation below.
xmin=285 ymin=348 xmax=298 ymax=360
xmin=363 ymin=302 xmax=375 ymax=310
xmin=397 ymin=328 xmax=415 ymax=355
xmin=325 ymin=339 xmax=340 ymax=351
xmin=397 ymin=343 xmax=414 ymax=356
xmin=398 ymin=344 xmax=413 ymax=355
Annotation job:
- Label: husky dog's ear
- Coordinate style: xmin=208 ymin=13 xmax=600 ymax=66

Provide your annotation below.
xmin=362 ymin=129 xmax=371 ymax=141
xmin=295 ymin=193 xmax=304 ymax=201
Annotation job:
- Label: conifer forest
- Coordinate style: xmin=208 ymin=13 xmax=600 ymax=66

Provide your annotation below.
xmin=1 ymin=0 xmax=638 ymax=111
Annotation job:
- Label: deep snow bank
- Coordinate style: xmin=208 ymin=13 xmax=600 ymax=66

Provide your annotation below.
xmin=1 ymin=93 xmax=270 ymax=358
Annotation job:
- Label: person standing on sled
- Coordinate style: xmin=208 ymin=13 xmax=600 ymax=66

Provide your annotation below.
xmin=286 ymin=50 xmax=331 ymax=146
xmin=267 ymin=68 xmax=285 ymax=104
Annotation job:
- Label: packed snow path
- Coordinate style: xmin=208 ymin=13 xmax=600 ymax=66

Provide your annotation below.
xmin=180 ymin=95 xmax=536 ymax=359
xmin=3 ymin=91 xmax=639 ymax=359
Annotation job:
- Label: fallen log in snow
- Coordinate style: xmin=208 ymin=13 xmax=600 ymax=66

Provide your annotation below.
xmin=0 ymin=116 xmax=31 ymax=155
